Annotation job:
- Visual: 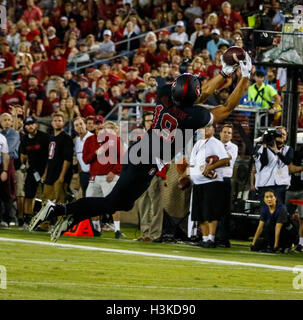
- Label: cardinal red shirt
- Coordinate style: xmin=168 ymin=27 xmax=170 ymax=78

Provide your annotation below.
xmin=46 ymin=47 xmax=71 ymax=77
xmin=41 ymin=97 xmax=60 ymax=117
xmin=32 ymin=60 xmax=48 ymax=84
xmin=83 ymin=132 xmax=123 ymax=176
xmin=1 ymin=90 xmax=26 ymax=113
xmin=0 ymin=52 xmax=15 ymax=82
xmin=26 ymin=85 xmax=46 ymax=111
xmin=145 ymin=91 xmax=157 ymax=112
xmin=79 ymin=104 xmax=95 ymax=118
xmin=126 ymin=78 xmax=144 ymax=96
xmin=218 ymin=11 xmax=244 ymax=31
xmin=23 ymin=6 xmax=43 ymax=24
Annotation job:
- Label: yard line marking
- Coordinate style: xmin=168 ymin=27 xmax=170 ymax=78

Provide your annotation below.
xmin=0 ymin=237 xmax=295 ymax=272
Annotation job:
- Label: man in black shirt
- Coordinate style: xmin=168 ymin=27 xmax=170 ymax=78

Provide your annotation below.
xmin=19 ymin=116 xmax=50 ymax=226
xmin=30 ymin=52 xmax=253 ymax=241
xmin=41 ymin=113 xmax=73 ymax=205
xmin=285 ymin=147 xmax=303 ymax=252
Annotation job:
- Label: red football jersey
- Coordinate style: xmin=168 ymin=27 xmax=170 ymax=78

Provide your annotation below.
xmin=0 ymin=52 xmax=15 ymax=82
xmin=1 ymin=90 xmax=26 ymax=113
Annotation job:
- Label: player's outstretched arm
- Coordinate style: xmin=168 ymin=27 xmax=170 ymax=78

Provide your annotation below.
xmin=210 ymin=53 xmax=252 ymax=124
xmin=195 ymin=56 xmax=238 ymax=104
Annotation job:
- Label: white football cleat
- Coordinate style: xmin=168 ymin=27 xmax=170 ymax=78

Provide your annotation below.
xmin=28 ymin=200 xmax=55 ymax=232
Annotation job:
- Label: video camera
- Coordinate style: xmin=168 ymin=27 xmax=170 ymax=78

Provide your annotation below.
xmin=262 ymin=128 xmax=283 ymax=147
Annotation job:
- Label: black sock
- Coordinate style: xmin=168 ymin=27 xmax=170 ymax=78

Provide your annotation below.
xmin=24 ymin=214 xmax=33 ymax=224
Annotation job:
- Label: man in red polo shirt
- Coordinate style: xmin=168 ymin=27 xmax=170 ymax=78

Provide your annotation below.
xmin=24 ymin=74 xmax=46 ymax=117
xmin=83 ymin=116 xmax=124 ymax=237
xmin=77 ymin=92 xmax=95 ymax=118
xmin=125 ymin=67 xmax=144 ymax=98
xmin=23 ymin=0 xmax=43 ymax=24
xmin=1 ymin=81 xmax=26 ymax=114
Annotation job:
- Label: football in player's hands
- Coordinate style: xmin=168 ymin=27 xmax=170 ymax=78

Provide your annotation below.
xmin=204 ymin=155 xmax=219 ymax=179
xmin=223 ymin=46 xmax=246 ymax=66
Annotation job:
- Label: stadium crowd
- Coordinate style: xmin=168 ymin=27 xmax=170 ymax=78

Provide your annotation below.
xmin=0 ymin=0 xmax=302 ymax=253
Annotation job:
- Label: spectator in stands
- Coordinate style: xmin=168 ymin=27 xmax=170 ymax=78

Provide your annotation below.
xmin=0 ymin=132 xmax=10 ymax=227
xmin=120 ymin=21 xmax=140 ymax=55
xmin=251 ymin=190 xmax=296 ymax=253
xmin=75 ymin=76 xmax=94 ymax=99
xmin=85 ymin=115 xmax=95 ymax=133
xmin=42 ymin=89 xmax=60 ymax=117
xmin=77 ymin=92 xmax=95 ymax=118
xmin=95 ymin=30 xmax=116 ymax=62
xmin=0 ymin=41 xmax=16 ymax=94
xmin=23 ymin=0 xmax=43 ymax=25
xmin=41 ymin=113 xmax=73 ymax=206
xmin=155 ymin=62 xmax=171 ymax=87
xmin=68 ymin=40 xmax=91 ymax=70
xmin=205 ymin=12 xmax=219 ymax=30
xmin=24 ymin=74 xmax=46 ymax=117
xmin=216 ymin=123 xmax=238 ymax=248
xmin=64 ymin=18 xmax=81 ymax=42
xmin=19 ymin=116 xmax=49 ymax=228
xmin=193 ymin=24 xmax=212 ymax=54
xmin=31 ymin=48 xmax=48 ymax=84
xmin=7 ymin=24 xmax=20 ymax=55
xmin=73 ymin=117 xmax=93 ymax=197
xmin=218 ymin=1 xmax=245 ymax=31
xmin=184 ymin=0 xmax=203 ymax=22
xmin=189 ymin=125 xmax=230 ymax=248
xmin=63 ymin=70 xmax=80 ymax=97
xmin=125 ymin=66 xmax=144 ymax=100
xmin=189 ymin=18 xmax=204 ymax=47
xmin=169 ymin=21 xmax=188 ymax=51
xmin=91 ymin=87 xmax=112 ymax=118
xmin=15 ymin=42 xmax=33 ymax=70
xmin=206 ymin=29 xmax=229 ymax=60
xmin=1 ymin=81 xmax=25 ymax=114
xmin=79 ymin=9 xmax=95 ymax=39
xmin=251 ymin=127 xmax=293 ymax=204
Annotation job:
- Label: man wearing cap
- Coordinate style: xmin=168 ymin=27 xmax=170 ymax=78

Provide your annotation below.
xmin=1 ymin=81 xmax=25 ymax=114
xmin=77 ymin=92 xmax=96 ymax=118
xmin=68 ymin=40 xmax=90 ymax=68
xmin=19 ymin=116 xmax=49 ymax=227
xmin=75 ymin=76 xmax=94 ymax=100
xmin=218 ymin=1 xmax=244 ymax=31
xmin=57 ymin=17 xmax=70 ymax=43
xmin=24 ymin=74 xmax=46 ymax=117
xmin=82 ymin=116 xmax=124 ymax=236
xmin=189 ymin=18 xmax=204 ymax=47
xmin=169 ymin=21 xmax=189 ymax=51
xmin=95 ymin=30 xmax=116 ymax=61
xmin=207 ymin=29 xmax=229 ymax=60
xmin=0 ymin=41 xmax=16 ymax=92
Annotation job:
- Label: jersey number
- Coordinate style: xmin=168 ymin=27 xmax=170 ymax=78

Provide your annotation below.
xmin=152 ymin=105 xmax=178 ymax=143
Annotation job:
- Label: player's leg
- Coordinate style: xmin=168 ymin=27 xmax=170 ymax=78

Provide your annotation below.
xmin=50 ymin=162 xmax=158 ymax=241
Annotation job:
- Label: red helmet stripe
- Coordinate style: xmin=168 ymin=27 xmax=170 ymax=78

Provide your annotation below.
xmin=181 ymin=75 xmax=190 ymax=102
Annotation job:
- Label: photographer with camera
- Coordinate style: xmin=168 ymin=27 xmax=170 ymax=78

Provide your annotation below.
xmin=251 ymin=126 xmax=293 ymax=204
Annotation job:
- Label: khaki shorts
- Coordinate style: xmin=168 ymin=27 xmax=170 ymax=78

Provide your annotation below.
xmin=15 ymin=170 xmax=25 ymax=197
xmin=42 ymin=180 xmax=67 ymax=203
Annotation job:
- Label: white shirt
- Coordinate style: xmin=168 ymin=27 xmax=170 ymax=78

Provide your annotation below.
xmin=220 ymin=140 xmax=238 ymax=178
xmin=74 ymin=131 xmax=93 ymax=172
xmin=190 ymin=136 xmax=228 ymax=185
xmin=254 ymin=145 xmax=291 ymax=188
xmin=0 ymin=133 xmax=9 ymax=165
xmin=189 ymin=30 xmax=203 ymax=46
xmin=170 ymin=32 xmax=189 ymax=50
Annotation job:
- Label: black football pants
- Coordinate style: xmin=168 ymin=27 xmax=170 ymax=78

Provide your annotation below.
xmin=55 ymin=162 xmax=158 ymax=223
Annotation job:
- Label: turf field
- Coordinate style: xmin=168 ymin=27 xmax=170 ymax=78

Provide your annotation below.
xmin=0 ymin=225 xmax=302 ymax=300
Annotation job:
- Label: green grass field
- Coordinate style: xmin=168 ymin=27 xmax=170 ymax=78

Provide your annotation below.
xmin=0 ymin=225 xmax=303 ymax=300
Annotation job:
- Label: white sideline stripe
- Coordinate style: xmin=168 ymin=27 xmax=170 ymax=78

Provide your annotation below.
xmin=0 ymin=237 xmax=294 ymax=272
